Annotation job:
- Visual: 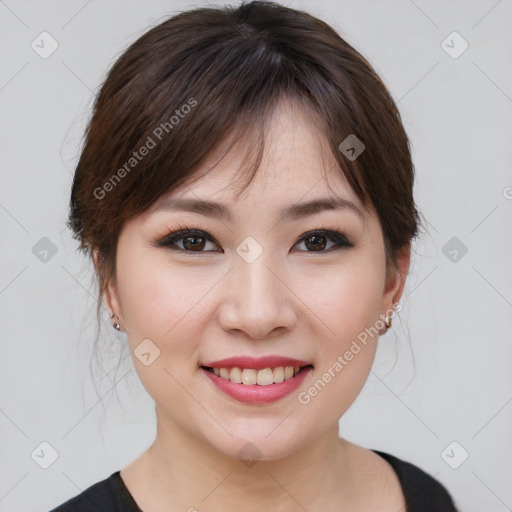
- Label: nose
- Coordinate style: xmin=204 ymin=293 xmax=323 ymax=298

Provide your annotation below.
xmin=217 ymin=250 xmax=298 ymax=340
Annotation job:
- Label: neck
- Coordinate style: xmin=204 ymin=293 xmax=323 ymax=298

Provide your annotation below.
xmin=134 ymin=405 xmax=354 ymax=511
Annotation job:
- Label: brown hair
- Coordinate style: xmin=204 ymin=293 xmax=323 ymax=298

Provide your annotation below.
xmin=68 ymin=1 xmax=422 ymax=371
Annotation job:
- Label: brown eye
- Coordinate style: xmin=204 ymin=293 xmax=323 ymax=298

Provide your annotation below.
xmin=157 ymin=229 xmax=220 ymax=252
xmin=294 ymin=230 xmax=353 ymax=252
xmin=156 ymin=227 xmax=353 ymax=254
xmin=304 ymin=233 xmax=327 ymax=251
xmin=181 ymin=235 xmax=207 ymax=251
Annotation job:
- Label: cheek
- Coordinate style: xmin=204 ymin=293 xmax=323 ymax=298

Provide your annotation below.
xmin=295 ymin=275 xmax=383 ymax=419
xmin=116 ymin=248 xmax=221 ymax=346
xmin=114 ymin=251 xmax=210 ymax=408
xmin=299 ymin=258 xmax=384 ymax=399
xmin=300 ymin=258 xmax=384 ymax=343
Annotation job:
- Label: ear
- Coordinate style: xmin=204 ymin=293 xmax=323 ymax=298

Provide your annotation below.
xmin=382 ymin=243 xmax=411 ymax=315
xmin=92 ymin=249 xmax=122 ymax=319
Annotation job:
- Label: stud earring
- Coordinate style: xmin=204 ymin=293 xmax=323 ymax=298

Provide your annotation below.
xmin=110 ymin=313 xmax=121 ymax=331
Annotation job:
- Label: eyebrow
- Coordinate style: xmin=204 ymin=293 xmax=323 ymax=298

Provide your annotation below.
xmin=154 ymin=196 xmax=364 ymax=222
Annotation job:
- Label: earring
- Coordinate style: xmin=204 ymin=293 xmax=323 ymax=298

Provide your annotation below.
xmin=110 ymin=313 xmax=121 ymax=331
xmin=385 ymin=314 xmax=392 ymax=330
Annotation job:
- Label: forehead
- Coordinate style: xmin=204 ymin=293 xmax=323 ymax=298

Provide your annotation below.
xmin=148 ymin=98 xmax=364 ymax=218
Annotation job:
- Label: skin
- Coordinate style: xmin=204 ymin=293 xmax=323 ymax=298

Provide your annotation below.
xmin=99 ymin=98 xmax=410 ymax=511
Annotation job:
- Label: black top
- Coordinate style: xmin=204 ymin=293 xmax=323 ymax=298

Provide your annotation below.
xmin=48 ymin=450 xmax=459 ymax=511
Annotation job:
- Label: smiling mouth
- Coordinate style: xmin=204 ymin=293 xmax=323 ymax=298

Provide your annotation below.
xmin=201 ymin=365 xmax=314 ymax=386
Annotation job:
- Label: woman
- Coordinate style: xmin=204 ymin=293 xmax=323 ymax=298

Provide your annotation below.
xmin=50 ymin=1 xmax=458 ymax=510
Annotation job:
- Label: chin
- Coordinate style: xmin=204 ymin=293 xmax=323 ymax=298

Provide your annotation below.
xmin=203 ymin=423 xmax=309 ymax=465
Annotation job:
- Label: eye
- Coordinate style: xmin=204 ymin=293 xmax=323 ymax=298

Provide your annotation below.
xmin=293 ymin=229 xmax=353 ymax=252
xmin=155 ymin=225 xmax=354 ymax=254
xmin=156 ymin=227 xmax=220 ymax=253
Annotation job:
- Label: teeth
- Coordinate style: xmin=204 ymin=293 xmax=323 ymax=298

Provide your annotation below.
xmin=273 ymin=366 xmax=284 ymax=383
xmin=209 ymin=365 xmax=307 ymax=385
xmin=230 ymin=367 xmax=242 ymax=383
xmin=242 ymin=368 xmax=257 ymax=385
xmin=256 ymin=368 xmax=273 ymax=386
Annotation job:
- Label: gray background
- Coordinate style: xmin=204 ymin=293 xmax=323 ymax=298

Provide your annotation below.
xmin=1 ymin=1 xmax=511 ymax=511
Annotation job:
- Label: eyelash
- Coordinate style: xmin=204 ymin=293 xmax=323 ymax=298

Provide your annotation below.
xmin=154 ymin=222 xmax=354 ymax=254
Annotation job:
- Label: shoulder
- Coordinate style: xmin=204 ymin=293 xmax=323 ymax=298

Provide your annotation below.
xmin=48 ymin=471 xmax=141 ymax=512
xmin=372 ymin=449 xmax=459 ymax=512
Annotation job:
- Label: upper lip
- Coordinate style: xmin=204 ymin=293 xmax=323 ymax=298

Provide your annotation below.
xmin=201 ymin=356 xmax=313 ymax=370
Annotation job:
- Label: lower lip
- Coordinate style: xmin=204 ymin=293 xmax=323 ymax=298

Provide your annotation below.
xmin=201 ymin=366 xmax=313 ymax=404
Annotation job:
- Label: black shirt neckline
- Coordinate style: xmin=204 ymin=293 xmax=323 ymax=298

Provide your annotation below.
xmin=110 ymin=449 xmax=408 ymax=511
xmin=108 ymin=449 xmax=458 ymax=512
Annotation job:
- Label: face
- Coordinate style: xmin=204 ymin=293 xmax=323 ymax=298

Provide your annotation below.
xmin=105 ymin=99 xmax=409 ymax=462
